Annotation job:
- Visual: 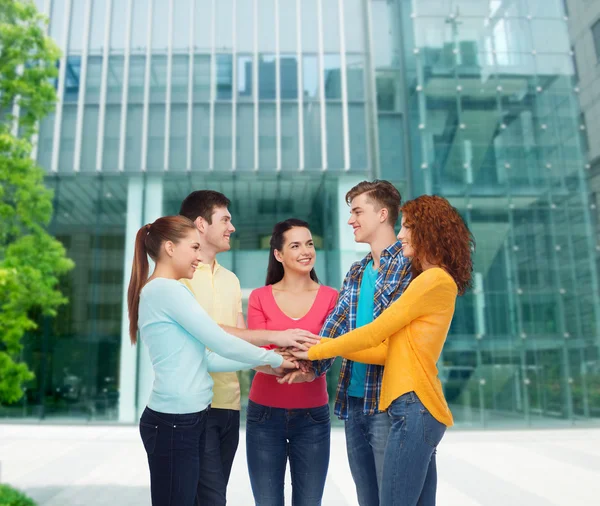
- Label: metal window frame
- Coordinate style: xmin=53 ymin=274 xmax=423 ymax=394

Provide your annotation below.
xmin=94 ymin=0 xmax=113 ymax=172
xmin=163 ymin=0 xmax=174 ymax=171
xmin=296 ymin=0 xmax=304 ymax=171
xmin=231 ymin=0 xmax=238 ymax=171
xmin=31 ymin=0 xmax=53 ymax=162
xmin=117 ymin=0 xmax=134 ymax=172
xmin=186 ymin=0 xmax=195 ymax=171
xmin=275 ymin=0 xmax=282 ymax=171
xmin=317 ymin=0 xmax=327 ymax=170
xmin=72 ymin=0 xmax=93 ymax=172
xmin=209 ymin=0 xmax=216 ymax=170
xmin=253 ymin=0 xmax=259 ymax=171
xmin=50 ymin=0 xmax=73 ymax=173
xmin=140 ymin=0 xmax=154 ymax=172
xmin=338 ymin=0 xmax=350 ymax=171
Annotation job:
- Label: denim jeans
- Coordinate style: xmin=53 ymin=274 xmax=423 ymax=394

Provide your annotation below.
xmin=344 ymin=396 xmax=391 ymax=506
xmin=246 ymin=400 xmax=331 ymax=506
xmin=139 ymin=406 xmax=209 ymax=506
xmin=380 ymin=392 xmax=446 ymax=506
xmin=196 ymin=408 xmax=240 ymax=506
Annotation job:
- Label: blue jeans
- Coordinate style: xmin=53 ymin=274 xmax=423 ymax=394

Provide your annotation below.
xmin=345 ymin=396 xmax=391 ymax=506
xmin=246 ymin=400 xmax=331 ymax=506
xmin=196 ymin=408 xmax=240 ymax=506
xmin=139 ymin=406 xmax=209 ymax=506
xmin=380 ymin=392 xmax=446 ymax=506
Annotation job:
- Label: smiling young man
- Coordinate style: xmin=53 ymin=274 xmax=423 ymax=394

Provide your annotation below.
xmin=178 ymin=190 xmax=243 ymax=505
xmin=179 ymin=190 xmax=318 ymax=505
xmin=314 ymin=180 xmax=412 ymax=506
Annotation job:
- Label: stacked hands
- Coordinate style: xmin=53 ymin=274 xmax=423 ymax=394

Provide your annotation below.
xmin=256 ymin=329 xmax=320 ymax=384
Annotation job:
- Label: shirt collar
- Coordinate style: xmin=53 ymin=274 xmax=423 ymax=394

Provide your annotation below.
xmin=197 ymin=258 xmax=220 ymax=273
xmin=349 ymin=240 xmax=404 ymax=280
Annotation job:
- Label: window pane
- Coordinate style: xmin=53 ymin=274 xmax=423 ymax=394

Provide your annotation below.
xmin=237 ymin=0 xmax=254 ymax=51
xmin=259 ymin=103 xmax=277 ymax=168
xmin=259 ymin=54 xmax=276 ymax=100
xmin=58 ymin=105 xmax=76 ymax=172
xmin=152 ymin=0 xmax=169 ymax=50
xmin=236 ymin=103 xmax=254 ymax=170
xmin=326 ymin=103 xmax=344 ymax=168
xmin=324 ymin=54 xmax=342 ymax=100
xmin=238 ymin=56 xmax=253 ymax=99
xmin=258 ymin=0 xmax=276 ymax=52
xmin=81 ymin=107 xmax=98 ymax=171
xmin=280 ymin=55 xmax=298 ymax=100
xmin=303 ymin=103 xmax=322 ymax=169
xmin=169 ymin=104 xmax=187 ymax=171
xmin=131 ymin=0 xmax=150 ymax=52
xmin=349 ymin=104 xmax=367 ymax=169
xmin=173 ymin=0 xmax=192 ymax=51
xmin=303 ymin=55 xmax=319 ymax=99
xmin=346 ymin=54 xmax=365 ymax=100
xmin=216 ymin=0 xmax=233 ymax=50
xmin=68 ymin=0 xmax=85 ymax=52
xmin=281 ymin=103 xmax=299 ymax=169
xmin=214 ymin=103 xmax=232 ymax=170
xmin=124 ymin=105 xmax=142 ymax=171
xmin=321 ymin=0 xmax=340 ymax=52
xmin=216 ymin=55 xmax=233 ymax=100
xmin=192 ymin=104 xmax=210 ymax=169
xmin=193 ymin=55 xmax=211 ymax=101
xmin=279 ymin=0 xmax=297 ymax=53
xmin=344 ymin=0 xmax=365 ymax=52
xmin=301 ymin=0 xmax=318 ymax=52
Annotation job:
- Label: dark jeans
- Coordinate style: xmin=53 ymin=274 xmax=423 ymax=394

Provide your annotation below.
xmin=246 ymin=400 xmax=331 ymax=506
xmin=345 ymin=396 xmax=391 ymax=506
xmin=196 ymin=408 xmax=240 ymax=506
xmin=380 ymin=392 xmax=446 ymax=506
xmin=139 ymin=406 xmax=209 ymax=506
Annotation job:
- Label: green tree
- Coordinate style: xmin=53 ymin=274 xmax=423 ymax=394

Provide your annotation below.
xmin=0 ymin=0 xmax=74 ymax=403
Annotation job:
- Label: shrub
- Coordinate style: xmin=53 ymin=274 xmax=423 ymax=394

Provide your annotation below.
xmin=0 ymin=484 xmax=37 ymax=506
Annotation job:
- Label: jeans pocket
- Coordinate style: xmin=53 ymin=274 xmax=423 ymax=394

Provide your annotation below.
xmin=246 ymin=401 xmax=266 ymax=424
xmin=173 ymin=413 xmax=202 ymax=429
xmin=139 ymin=421 xmax=158 ymax=455
xmin=307 ymin=405 xmax=331 ymax=424
xmin=420 ymin=409 xmax=446 ymax=448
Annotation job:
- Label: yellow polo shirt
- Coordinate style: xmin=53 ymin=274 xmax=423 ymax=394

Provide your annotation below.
xmin=181 ymin=259 xmax=242 ymax=411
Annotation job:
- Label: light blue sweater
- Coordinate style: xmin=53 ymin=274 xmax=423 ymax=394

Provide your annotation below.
xmin=138 ymin=278 xmax=283 ymax=414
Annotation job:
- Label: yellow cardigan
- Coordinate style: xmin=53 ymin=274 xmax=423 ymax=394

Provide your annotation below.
xmin=309 ymin=267 xmax=457 ymax=426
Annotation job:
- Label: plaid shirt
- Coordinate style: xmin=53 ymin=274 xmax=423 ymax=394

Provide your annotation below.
xmin=314 ymin=241 xmax=411 ymax=420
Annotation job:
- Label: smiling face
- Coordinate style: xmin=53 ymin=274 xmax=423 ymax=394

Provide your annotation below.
xmin=164 ymin=228 xmax=202 ymax=279
xmin=397 ymin=216 xmax=415 ymax=258
xmin=274 ymin=226 xmax=316 ymax=276
xmin=347 ymin=193 xmax=389 ymax=245
xmin=203 ymin=206 xmax=235 ymax=253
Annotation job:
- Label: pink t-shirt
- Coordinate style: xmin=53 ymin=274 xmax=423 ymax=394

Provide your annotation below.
xmin=247 ymin=284 xmax=338 ymax=409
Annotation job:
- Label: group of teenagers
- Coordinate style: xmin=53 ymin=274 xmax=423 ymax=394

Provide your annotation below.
xmin=127 ymin=179 xmax=474 ymax=506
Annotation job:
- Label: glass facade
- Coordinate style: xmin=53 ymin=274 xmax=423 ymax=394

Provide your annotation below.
xmin=2 ymin=0 xmax=599 ymax=427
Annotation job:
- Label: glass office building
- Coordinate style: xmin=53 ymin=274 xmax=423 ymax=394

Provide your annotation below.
xmin=2 ymin=0 xmax=599 ymax=427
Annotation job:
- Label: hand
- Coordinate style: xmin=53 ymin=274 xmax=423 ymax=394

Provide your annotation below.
xmin=271 ymin=329 xmax=321 ymax=350
xmin=277 ymin=369 xmax=316 ymax=385
xmin=289 ymin=349 xmax=309 ymax=361
xmin=280 ymin=358 xmax=300 ymax=370
xmin=254 ymin=365 xmax=284 ymax=377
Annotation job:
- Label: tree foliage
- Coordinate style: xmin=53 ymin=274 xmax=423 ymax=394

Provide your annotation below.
xmin=0 ymin=0 xmax=74 ymax=403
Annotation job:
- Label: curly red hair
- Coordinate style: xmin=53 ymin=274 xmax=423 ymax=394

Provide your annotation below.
xmin=401 ymin=195 xmax=474 ymax=295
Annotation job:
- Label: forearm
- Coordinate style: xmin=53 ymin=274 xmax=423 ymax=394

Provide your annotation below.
xmin=342 ymin=343 xmax=387 ymax=365
xmin=206 ymin=353 xmax=256 ymax=373
xmin=220 ymin=325 xmax=277 ymax=346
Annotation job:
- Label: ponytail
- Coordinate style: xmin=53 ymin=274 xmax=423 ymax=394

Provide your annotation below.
xmin=127 ymin=216 xmax=197 ymax=344
xmin=127 ymin=224 xmax=151 ymax=344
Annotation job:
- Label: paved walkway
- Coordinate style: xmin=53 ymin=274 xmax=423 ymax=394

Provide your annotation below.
xmin=1 ymin=425 xmax=599 ymax=505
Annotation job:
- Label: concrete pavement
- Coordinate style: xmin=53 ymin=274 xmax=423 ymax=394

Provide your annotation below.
xmin=1 ymin=424 xmax=599 ymax=505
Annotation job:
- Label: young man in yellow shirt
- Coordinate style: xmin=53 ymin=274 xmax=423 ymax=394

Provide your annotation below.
xmin=179 ymin=190 xmax=318 ymax=505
